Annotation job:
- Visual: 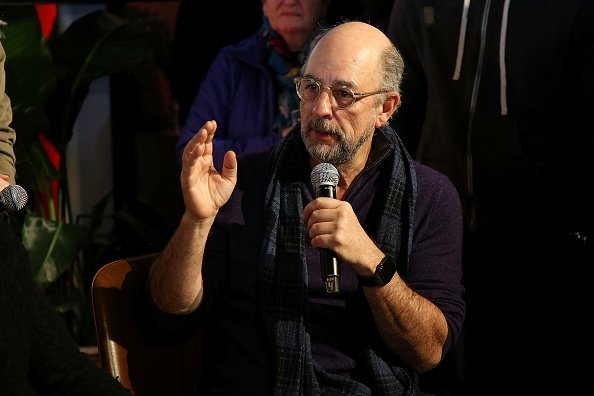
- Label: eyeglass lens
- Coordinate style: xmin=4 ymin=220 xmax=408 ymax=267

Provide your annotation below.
xmin=297 ymin=79 xmax=355 ymax=109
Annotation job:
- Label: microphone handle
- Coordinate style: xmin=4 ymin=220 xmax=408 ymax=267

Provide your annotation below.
xmin=320 ymin=249 xmax=340 ymax=293
xmin=316 ymin=184 xmax=340 ymax=293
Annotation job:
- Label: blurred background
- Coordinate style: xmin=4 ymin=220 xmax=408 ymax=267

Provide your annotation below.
xmin=0 ymin=0 xmax=392 ymax=346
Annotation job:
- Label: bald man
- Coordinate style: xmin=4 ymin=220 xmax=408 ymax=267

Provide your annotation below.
xmin=148 ymin=21 xmax=464 ymax=395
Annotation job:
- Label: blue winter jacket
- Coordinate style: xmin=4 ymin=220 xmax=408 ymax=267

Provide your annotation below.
xmin=176 ymin=31 xmax=283 ymax=171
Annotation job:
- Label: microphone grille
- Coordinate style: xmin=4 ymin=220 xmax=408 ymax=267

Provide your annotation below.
xmin=0 ymin=184 xmax=29 ymax=212
xmin=310 ymin=163 xmax=339 ymax=189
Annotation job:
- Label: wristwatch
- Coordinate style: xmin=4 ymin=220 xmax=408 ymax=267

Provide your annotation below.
xmin=356 ymin=256 xmax=397 ymax=287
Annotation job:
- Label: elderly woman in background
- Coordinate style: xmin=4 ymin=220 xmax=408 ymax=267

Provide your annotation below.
xmin=175 ymin=0 xmax=332 ymax=171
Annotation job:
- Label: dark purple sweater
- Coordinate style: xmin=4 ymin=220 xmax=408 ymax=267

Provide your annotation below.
xmin=152 ymin=130 xmax=465 ymax=395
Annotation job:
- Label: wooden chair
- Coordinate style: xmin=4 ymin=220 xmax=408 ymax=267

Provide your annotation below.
xmin=91 ymin=253 xmax=203 ymax=395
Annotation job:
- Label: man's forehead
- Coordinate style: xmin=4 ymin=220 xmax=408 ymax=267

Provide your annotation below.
xmin=305 ymin=48 xmax=377 ymax=87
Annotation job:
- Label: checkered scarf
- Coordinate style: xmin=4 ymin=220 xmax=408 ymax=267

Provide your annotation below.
xmin=258 ymin=126 xmax=421 ymax=395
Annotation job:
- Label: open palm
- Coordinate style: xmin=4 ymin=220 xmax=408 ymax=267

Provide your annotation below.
xmin=180 ymin=120 xmax=237 ymax=221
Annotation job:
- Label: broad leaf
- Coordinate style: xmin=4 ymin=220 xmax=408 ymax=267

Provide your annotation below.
xmin=48 ymin=10 xmax=149 ymax=146
xmin=22 ymin=213 xmax=88 ymax=287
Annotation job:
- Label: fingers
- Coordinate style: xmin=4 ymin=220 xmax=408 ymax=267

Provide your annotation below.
xmin=302 ymin=198 xmax=347 ymax=243
xmin=0 ymin=175 xmax=9 ymax=189
xmin=178 ymin=119 xmax=237 ymax=221
xmin=302 ymin=199 xmax=379 ymax=268
xmin=301 ymin=197 xmax=340 ymax=224
xmin=221 ymin=150 xmax=238 ymax=182
xmin=182 ymin=120 xmax=218 ymax=166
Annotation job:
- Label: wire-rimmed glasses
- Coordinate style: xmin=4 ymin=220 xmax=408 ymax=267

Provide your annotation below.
xmin=294 ymin=76 xmax=390 ymax=110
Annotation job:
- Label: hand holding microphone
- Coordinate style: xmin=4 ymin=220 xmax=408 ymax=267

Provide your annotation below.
xmin=310 ymin=163 xmax=341 ymax=293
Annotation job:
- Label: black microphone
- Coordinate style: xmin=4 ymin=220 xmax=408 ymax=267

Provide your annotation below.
xmin=0 ymin=184 xmax=28 ymax=212
xmin=310 ymin=163 xmax=340 ymax=293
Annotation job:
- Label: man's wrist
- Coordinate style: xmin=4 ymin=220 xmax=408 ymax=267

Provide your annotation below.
xmin=356 ymin=255 xmax=397 ymax=287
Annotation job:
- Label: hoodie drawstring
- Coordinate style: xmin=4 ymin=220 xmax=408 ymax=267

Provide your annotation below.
xmin=499 ymin=0 xmax=511 ymax=115
xmin=452 ymin=0 xmax=471 ymax=81
xmin=452 ymin=0 xmax=511 ymax=115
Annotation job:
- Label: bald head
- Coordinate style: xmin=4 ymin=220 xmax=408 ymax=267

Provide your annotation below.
xmin=314 ymin=21 xmax=393 ymax=55
xmin=304 ymin=21 xmax=404 ymax=94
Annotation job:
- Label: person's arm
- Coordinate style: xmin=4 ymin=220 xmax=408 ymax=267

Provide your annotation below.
xmin=0 ymin=41 xmax=16 ymax=184
xmin=361 ymin=272 xmax=448 ymax=374
xmin=365 ymin=169 xmax=465 ymax=373
xmin=301 ymin=169 xmax=462 ymax=373
xmin=303 ymin=198 xmax=447 ymax=373
xmin=149 ymin=120 xmax=237 ymax=314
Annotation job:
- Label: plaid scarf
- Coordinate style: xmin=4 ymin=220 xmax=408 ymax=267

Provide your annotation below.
xmin=258 ymin=126 xmax=422 ymax=395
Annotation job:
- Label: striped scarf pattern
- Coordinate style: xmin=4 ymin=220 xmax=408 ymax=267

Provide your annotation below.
xmin=259 ymin=126 xmax=421 ymax=395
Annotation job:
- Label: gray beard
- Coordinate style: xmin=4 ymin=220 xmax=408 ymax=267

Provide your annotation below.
xmin=301 ymin=119 xmax=373 ymax=166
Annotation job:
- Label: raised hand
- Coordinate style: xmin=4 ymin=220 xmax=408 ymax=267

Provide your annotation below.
xmin=181 ymin=120 xmax=237 ymax=222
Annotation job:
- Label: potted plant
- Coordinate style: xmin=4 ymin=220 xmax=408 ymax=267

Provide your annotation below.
xmin=3 ymin=5 xmax=158 ymax=340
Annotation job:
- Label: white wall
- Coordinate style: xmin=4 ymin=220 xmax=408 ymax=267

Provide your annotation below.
xmin=58 ymin=4 xmax=114 ymax=231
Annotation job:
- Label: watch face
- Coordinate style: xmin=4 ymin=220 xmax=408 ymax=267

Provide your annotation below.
xmin=377 ymin=266 xmax=386 ymax=284
xmin=380 ymin=256 xmax=397 ymax=284
xmin=357 ymin=256 xmax=396 ymax=287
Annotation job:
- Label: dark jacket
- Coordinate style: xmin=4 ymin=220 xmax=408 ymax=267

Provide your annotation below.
xmin=0 ymin=220 xmax=129 ymax=395
xmin=176 ymin=30 xmax=282 ymax=171
xmin=388 ymin=0 xmax=594 ymax=232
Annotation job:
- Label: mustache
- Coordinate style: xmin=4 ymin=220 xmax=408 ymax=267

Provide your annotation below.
xmin=306 ymin=119 xmax=344 ymax=137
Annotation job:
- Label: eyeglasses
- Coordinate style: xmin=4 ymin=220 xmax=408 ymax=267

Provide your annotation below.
xmin=294 ymin=76 xmax=390 ymax=110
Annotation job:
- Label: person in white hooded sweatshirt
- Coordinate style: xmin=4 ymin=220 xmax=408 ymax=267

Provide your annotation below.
xmin=387 ymin=1 xmax=594 ymax=395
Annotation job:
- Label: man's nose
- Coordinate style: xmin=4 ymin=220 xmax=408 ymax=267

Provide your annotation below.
xmin=313 ymin=88 xmax=334 ymax=115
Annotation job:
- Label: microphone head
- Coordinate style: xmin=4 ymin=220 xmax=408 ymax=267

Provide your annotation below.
xmin=311 ymin=163 xmax=339 ymax=189
xmin=0 ymin=184 xmax=28 ymax=212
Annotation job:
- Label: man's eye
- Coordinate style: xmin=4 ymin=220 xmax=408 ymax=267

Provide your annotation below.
xmin=305 ymin=83 xmax=319 ymax=93
xmin=335 ymin=89 xmax=352 ymax=99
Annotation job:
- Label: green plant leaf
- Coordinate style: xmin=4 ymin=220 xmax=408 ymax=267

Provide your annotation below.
xmin=2 ymin=8 xmax=56 ymax=134
xmin=22 ymin=213 xmax=88 ymax=287
xmin=47 ymin=10 xmax=149 ymax=146
xmin=84 ymin=190 xmax=113 ymax=236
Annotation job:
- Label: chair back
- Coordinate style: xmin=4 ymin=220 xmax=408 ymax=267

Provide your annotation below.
xmin=91 ymin=253 xmax=203 ymax=395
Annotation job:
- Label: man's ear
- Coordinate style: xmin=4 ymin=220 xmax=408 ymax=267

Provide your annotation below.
xmin=375 ymin=92 xmax=400 ymax=127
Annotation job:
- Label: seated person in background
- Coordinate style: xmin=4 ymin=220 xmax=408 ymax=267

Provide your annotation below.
xmin=175 ymin=0 xmax=332 ymax=171
xmin=0 ymin=218 xmax=131 ymax=395
xmin=0 ymin=34 xmax=129 ymax=396
xmin=149 ymin=21 xmax=465 ymax=395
